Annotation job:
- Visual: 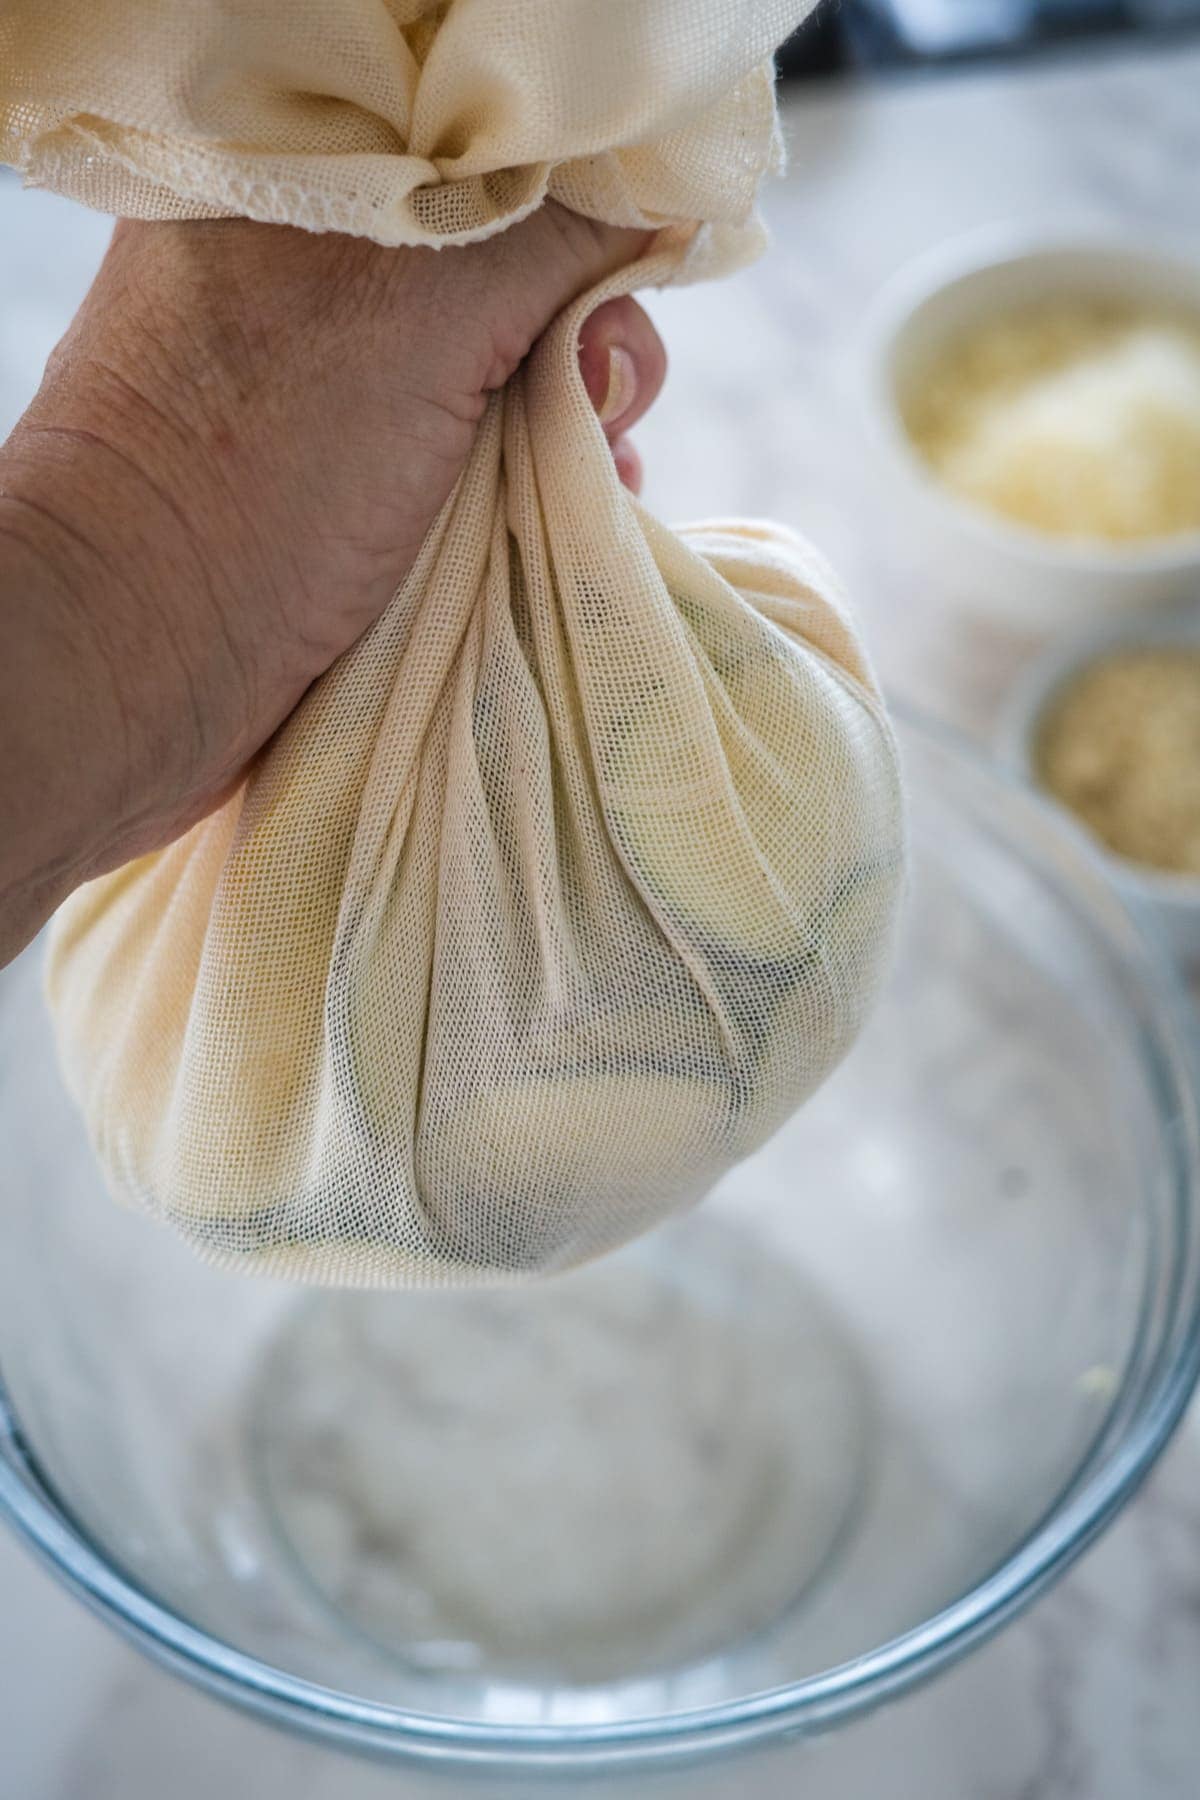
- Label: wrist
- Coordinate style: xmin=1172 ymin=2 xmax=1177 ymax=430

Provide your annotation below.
xmin=0 ymin=354 xmax=261 ymax=880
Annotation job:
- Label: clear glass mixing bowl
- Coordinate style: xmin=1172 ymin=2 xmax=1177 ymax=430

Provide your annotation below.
xmin=1 ymin=712 xmax=1199 ymax=1778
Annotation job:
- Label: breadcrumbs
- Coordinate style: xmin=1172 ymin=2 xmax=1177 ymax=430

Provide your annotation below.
xmin=1035 ymin=648 xmax=1200 ymax=874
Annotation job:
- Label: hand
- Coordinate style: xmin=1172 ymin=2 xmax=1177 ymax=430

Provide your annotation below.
xmin=0 ymin=204 xmax=666 ymax=963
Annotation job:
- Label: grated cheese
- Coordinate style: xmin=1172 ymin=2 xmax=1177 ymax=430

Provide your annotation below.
xmin=904 ymin=299 xmax=1200 ymax=542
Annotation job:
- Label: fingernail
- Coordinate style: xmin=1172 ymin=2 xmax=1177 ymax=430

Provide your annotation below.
xmin=598 ymin=345 xmax=637 ymax=425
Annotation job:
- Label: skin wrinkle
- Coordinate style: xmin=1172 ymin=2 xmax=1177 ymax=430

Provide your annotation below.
xmin=18 ymin=419 xmax=251 ymax=755
xmin=0 ymin=529 xmax=109 ymax=931
xmin=0 ymin=527 xmax=221 ymax=895
xmin=63 ymin=358 xmax=304 ymax=663
xmin=0 ymin=443 xmax=256 ymax=889
xmin=70 ymin=257 xmax=323 ymax=650
xmin=75 ymin=352 xmax=198 ymax=460
xmin=0 ymin=485 xmax=140 ymax=794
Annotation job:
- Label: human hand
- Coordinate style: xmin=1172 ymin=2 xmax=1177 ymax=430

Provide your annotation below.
xmin=0 ymin=205 xmax=665 ymax=962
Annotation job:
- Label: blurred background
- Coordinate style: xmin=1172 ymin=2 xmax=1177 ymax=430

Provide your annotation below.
xmin=780 ymin=0 xmax=1200 ymax=72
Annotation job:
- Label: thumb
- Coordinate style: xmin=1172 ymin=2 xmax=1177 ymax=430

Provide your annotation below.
xmin=458 ymin=201 xmax=653 ymax=390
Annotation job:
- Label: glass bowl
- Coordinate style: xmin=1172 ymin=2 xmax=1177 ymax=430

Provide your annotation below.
xmin=2 ymin=711 xmax=1199 ymax=1778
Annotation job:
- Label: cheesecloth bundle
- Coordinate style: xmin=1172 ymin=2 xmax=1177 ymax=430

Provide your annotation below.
xmin=8 ymin=0 xmax=906 ymax=1286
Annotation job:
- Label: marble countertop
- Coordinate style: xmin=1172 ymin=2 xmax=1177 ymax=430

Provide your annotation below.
xmin=3 ymin=40 xmax=1200 ymax=1800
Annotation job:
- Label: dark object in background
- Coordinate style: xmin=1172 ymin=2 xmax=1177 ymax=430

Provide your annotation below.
xmin=779 ymin=0 xmax=1200 ymax=77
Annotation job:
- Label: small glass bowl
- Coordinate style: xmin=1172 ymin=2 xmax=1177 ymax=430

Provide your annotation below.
xmin=1 ymin=711 xmax=1199 ymax=1777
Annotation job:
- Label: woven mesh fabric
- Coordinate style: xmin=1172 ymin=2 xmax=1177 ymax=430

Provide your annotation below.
xmin=27 ymin=1 xmax=906 ymax=1286
xmin=3 ymin=0 xmax=801 ymax=258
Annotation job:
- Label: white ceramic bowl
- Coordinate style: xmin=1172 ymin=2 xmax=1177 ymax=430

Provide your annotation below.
xmin=862 ymin=228 xmax=1200 ymax=629
xmin=997 ymin=601 xmax=1200 ymax=962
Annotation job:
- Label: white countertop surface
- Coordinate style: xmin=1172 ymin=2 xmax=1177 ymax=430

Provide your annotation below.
xmin=3 ymin=40 xmax=1200 ymax=1800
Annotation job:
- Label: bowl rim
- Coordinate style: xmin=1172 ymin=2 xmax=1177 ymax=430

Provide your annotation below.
xmin=995 ymin=599 xmax=1200 ymax=908
xmin=860 ymin=222 xmax=1200 ymax=574
xmin=3 ymin=708 xmax=1200 ymax=1770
